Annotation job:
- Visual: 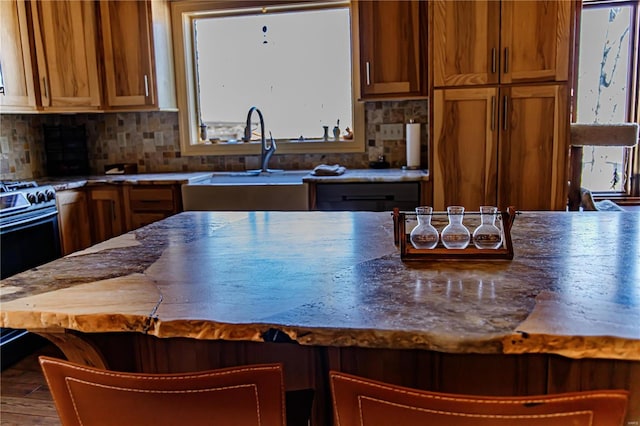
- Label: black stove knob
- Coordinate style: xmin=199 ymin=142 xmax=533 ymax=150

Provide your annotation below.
xmin=37 ymin=191 xmax=46 ymax=203
xmin=27 ymin=193 xmax=37 ymax=204
xmin=45 ymin=189 xmax=56 ymax=201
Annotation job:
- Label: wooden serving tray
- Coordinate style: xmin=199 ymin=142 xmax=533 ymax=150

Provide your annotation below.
xmin=393 ymin=207 xmax=517 ymax=261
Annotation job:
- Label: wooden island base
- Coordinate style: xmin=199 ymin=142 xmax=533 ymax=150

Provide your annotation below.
xmin=37 ymin=331 xmax=640 ymax=426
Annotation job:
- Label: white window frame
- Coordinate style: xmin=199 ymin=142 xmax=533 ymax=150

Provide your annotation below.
xmin=170 ymin=0 xmax=365 ymax=157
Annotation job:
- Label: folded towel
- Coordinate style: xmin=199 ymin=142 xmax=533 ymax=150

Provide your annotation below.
xmin=312 ymin=164 xmax=346 ymax=176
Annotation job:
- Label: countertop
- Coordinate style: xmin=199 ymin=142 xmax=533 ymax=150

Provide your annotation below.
xmin=38 ymin=168 xmax=429 ymax=191
xmin=37 ymin=172 xmax=213 ymax=191
xmin=1 ymin=211 xmax=638 ymax=360
xmin=302 ymin=168 xmax=428 ymax=183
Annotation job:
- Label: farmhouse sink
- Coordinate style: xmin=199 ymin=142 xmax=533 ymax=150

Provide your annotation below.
xmin=202 ymin=170 xmax=311 ymax=184
xmin=182 ymin=170 xmax=311 ymax=211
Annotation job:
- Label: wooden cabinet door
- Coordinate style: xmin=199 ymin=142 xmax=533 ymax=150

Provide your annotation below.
xmin=0 ymin=0 xmax=37 ymax=111
xmin=88 ymin=187 xmax=125 ymax=244
xmin=56 ymin=190 xmax=92 ymax=255
xmin=433 ymin=88 xmax=499 ymax=210
xmin=31 ymin=0 xmax=101 ymax=110
xmin=122 ymin=185 xmax=180 ymax=231
xmin=498 ymin=84 xmax=568 ymax=210
xmin=500 ymin=0 xmax=571 ymax=84
xmin=432 ymin=0 xmax=500 ymax=87
xmin=99 ymin=1 xmax=155 ymax=107
xmin=357 ymin=0 xmax=423 ymax=97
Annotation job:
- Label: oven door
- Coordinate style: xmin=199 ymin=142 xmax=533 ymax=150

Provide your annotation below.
xmin=1 ymin=207 xmax=61 ymax=370
xmin=1 ymin=207 xmax=61 ymax=279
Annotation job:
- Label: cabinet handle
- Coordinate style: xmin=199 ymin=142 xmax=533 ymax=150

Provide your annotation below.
xmin=491 ymin=96 xmax=496 ymax=131
xmin=365 ymin=61 xmax=371 ymax=86
xmin=342 ymin=195 xmax=394 ymax=201
xmin=144 ymin=75 xmax=149 ymax=97
xmin=0 ymin=62 xmax=5 ymax=95
xmin=491 ymin=48 xmax=496 ymax=74
xmin=42 ymin=77 xmax=49 ymax=100
xmin=504 ymin=47 xmax=509 ymax=74
xmin=502 ymin=95 xmax=508 ymax=131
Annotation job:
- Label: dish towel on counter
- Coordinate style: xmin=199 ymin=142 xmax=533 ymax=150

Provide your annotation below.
xmin=312 ymin=164 xmax=346 ymax=176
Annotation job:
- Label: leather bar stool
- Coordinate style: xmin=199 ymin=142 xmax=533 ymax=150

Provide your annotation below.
xmin=40 ymin=356 xmax=287 ymax=426
xmin=330 ymin=370 xmax=629 ymax=426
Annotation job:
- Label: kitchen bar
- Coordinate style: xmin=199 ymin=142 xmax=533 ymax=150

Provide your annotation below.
xmin=0 ymin=210 xmax=638 ymax=423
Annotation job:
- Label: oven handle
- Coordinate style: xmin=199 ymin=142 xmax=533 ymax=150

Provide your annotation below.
xmin=0 ymin=210 xmax=58 ymax=232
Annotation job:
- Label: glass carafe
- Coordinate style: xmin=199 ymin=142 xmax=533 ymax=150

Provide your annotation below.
xmin=473 ymin=206 xmax=503 ymax=249
xmin=410 ymin=206 xmax=439 ymax=249
xmin=441 ymin=206 xmax=470 ymax=249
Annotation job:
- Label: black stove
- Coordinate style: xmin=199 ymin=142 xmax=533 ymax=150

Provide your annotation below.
xmin=0 ymin=180 xmax=57 ymax=220
xmin=1 ymin=180 xmax=60 ymax=369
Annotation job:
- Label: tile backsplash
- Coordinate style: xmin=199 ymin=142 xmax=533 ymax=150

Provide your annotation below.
xmin=0 ymin=100 xmax=428 ymax=181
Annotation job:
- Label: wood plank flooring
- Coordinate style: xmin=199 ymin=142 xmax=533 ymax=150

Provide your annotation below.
xmin=1 ymin=344 xmax=62 ymax=426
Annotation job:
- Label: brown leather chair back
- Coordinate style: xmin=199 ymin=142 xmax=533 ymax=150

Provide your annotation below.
xmin=40 ymin=356 xmax=286 ymax=426
xmin=330 ymin=371 xmax=629 ymax=426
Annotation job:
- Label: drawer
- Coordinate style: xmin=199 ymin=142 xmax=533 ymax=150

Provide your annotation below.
xmin=315 ymin=182 xmax=420 ymax=211
xmin=129 ymin=187 xmax=176 ymax=212
xmin=130 ymin=212 xmax=173 ymax=229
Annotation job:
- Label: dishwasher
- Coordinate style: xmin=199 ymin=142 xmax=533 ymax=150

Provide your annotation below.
xmin=314 ymin=182 xmax=421 ymax=211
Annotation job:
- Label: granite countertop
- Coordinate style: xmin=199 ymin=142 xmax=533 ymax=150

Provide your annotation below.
xmin=303 ymin=168 xmax=428 ymax=183
xmin=38 ymin=169 xmax=428 ymax=191
xmin=1 ymin=210 xmax=638 ymax=361
xmin=37 ymin=172 xmax=214 ymax=191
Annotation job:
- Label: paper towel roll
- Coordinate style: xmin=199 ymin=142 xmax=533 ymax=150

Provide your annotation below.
xmin=406 ymin=122 xmax=421 ymax=169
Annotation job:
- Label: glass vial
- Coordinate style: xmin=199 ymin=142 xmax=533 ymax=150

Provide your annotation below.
xmin=473 ymin=206 xmax=503 ymax=249
xmin=441 ymin=206 xmax=470 ymax=249
xmin=410 ymin=206 xmax=439 ymax=249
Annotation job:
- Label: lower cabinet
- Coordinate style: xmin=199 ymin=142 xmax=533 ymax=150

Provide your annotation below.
xmin=58 ymin=184 xmax=182 ymax=249
xmin=56 ymin=190 xmax=92 ymax=255
xmin=313 ymin=182 xmax=421 ymax=211
xmin=123 ymin=185 xmax=181 ymax=230
xmin=433 ymin=85 xmax=568 ymax=211
xmin=87 ymin=186 xmax=125 ymax=244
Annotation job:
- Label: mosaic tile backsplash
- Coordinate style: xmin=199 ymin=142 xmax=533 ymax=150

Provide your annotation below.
xmin=0 ymin=100 xmax=428 ymax=181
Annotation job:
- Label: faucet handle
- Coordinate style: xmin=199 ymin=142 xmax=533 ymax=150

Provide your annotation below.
xmin=268 ymin=131 xmax=276 ymax=151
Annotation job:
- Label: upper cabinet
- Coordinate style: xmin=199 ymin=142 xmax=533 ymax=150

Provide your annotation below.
xmin=356 ymin=0 xmax=426 ymax=98
xmin=433 ymin=0 xmax=571 ymax=88
xmin=30 ymin=0 xmax=102 ymax=110
xmin=99 ymin=1 xmax=155 ymax=107
xmin=98 ymin=0 xmax=175 ymax=110
xmin=0 ymin=0 xmax=38 ymax=111
xmin=1 ymin=0 xmax=175 ymax=113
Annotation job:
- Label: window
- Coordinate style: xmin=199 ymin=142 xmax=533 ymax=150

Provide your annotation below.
xmin=171 ymin=1 xmax=364 ymax=157
xmin=575 ymin=1 xmax=639 ymax=195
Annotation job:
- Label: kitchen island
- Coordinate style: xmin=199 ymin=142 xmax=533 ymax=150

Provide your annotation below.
xmin=1 ymin=211 xmax=638 ymax=423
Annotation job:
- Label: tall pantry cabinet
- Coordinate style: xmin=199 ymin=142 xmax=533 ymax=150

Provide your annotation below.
xmin=431 ymin=0 xmax=573 ymax=211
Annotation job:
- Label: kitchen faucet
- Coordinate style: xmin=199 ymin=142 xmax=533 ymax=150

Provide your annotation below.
xmin=243 ymin=106 xmax=280 ymax=173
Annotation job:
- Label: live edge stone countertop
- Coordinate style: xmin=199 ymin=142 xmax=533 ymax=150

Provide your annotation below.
xmin=1 ymin=210 xmax=638 ymax=361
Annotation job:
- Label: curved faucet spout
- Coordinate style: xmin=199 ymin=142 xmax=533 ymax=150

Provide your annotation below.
xmin=244 ymin=106 xmax=278 ymax=173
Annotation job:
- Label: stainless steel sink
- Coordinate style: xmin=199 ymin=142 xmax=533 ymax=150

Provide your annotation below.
xmin=182 ymin=170 xmax=311 ymax=211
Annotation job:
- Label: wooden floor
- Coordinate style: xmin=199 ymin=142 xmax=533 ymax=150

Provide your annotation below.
xmin=1 ymin=343 xmax=62 ymax=426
